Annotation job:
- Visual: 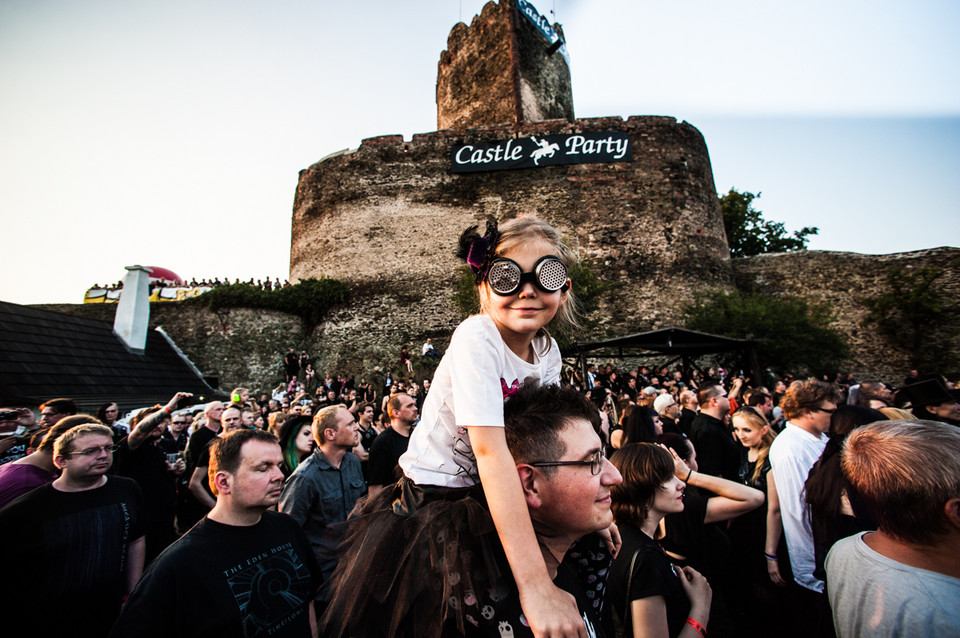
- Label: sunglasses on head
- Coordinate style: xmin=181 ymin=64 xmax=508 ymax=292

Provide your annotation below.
xmin=487 ymin=256 xmax=569 ymax=296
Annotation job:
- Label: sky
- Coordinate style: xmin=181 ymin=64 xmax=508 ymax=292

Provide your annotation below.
xmin=2 ymin=0 xmax=958 ymax=305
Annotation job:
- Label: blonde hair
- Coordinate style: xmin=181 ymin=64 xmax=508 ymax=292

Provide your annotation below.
xmin=732 ymin=409 xmax=776 ymax=484
xmin=879 ymin=407 xmax=916 ymax=421
xmin=53 ymin=423 xmax=112 ymax=458
xmin=843 ymin=419 xmax=960 ymax=544
xmin=477 ymin=216 xmax=580 ymax=335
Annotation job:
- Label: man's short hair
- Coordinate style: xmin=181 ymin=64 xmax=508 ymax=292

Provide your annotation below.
xmin=653 ymin=394 xmax=676 ymax=416
xmin=696 ymin=383 xmax=724 ymax=407
xmin=856 ymin=381 xmax=886 ymax=407
xmin=747 ymin=392 xmax=771 ymax=408
xmin=53 ymin=423 xmax=113 ymax=458
xmin=311 ymin=405 xmax=343 ymax=443
xmin=843 ymin=420 xmax=960 ymax=545
xmin=386 ymin=394 xmax=409 ymax=419
xmin=208 ymin=429 xmax=279 ymax=496
xmin=357 ymin=402 xmax=374 ymax=414
xmin=40 ymin=398 xmax=78 ymax=416
xmin=780 ymin=379 xmax=842 ymax=420
xmin=39 ymin=415 xmax=100 ymax=453
xmin=502 ymin=382 xmax=601 ymax=477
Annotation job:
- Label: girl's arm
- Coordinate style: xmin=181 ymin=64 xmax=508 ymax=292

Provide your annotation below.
xmin=765 ymin=472 xmax=787 ymax=586
xmin=663 ymin=446 xmax=764 ymax=523
xmin=468 ymin=425 xmax=587 ymax=638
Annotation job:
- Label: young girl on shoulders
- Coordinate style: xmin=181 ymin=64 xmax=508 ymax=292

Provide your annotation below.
xmin=323 ymin=216 xmax=610 ymax=638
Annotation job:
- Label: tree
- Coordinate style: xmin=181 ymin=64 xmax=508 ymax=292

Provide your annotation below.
xmin=683 ymin=290 xmax=848 ymax=376
xmin=862 ymin=265 xmax=960 ymax=372
xmin=720 ymin=189 xmax=819 ymax=258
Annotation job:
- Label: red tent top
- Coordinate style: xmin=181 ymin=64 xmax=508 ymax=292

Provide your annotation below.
xmin=145 ymin=266 xmax=183 ymax=284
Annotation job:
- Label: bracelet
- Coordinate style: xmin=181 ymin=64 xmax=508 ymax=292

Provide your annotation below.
xmin=684 ymin=468 xmax=693 ymax=483
xmin=764 ymin=552 xmax=778 ymax=561
xmin=685 ymin=616 xmax=707 ymax=637
xmin=162 ymin=406 xmax=172 ymax=414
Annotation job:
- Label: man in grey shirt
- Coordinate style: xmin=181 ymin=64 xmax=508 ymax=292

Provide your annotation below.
xmin=279 ymin=405 xmax=364 ymax=591
xmin=826 ymin=420 xmax=960 ymax=637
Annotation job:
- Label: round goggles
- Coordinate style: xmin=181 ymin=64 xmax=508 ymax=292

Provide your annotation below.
xmin=487 ymin=256 xmax=569 ymax=296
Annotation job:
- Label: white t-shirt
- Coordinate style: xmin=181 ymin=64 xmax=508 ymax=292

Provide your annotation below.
xmin=827 ymin=533 xmax=960 ymax=637
xmin=769 ymin=421 xmax=828 ymax=592
xmin=399 ymin=315 xmax=561 ymax=488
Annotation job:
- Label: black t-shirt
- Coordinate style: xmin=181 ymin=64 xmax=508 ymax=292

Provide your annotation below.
xmin=115 ymin=437 xmax=177 ymax=526
xmin=112 ymin=510 xmax=320 ymax=638
xmin=0 ymin=476 xmax=145 ymax=636
xmin=459 ymin=533 xmax=611 ymax=638
xmin=609 ymin=524 xmax=689 ymax=638
xmin=689 ymin=413 xmax=741 ymax=484
xmin=367 ymin=428 xmax=410 ymax=487
xmin=660 ymin=487 xmax=730 ymax=581
xmin=185 ymin=426 xmax=218 ymax=475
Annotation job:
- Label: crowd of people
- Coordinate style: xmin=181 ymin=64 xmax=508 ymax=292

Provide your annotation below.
xmin=87 ymin=277 xmax=293 ymax=293
xmin=4 ymin=215 xmax=959 ymax=638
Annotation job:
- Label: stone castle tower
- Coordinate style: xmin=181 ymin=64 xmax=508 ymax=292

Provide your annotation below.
xmin=437 ymin=0 xmax=574 ymax=130
xmin=289 ymin=0 xmax=733 ymax=370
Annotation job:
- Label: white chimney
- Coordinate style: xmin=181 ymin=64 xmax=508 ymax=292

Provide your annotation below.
xmin=113 ymin=265 xmax=153 ymax=354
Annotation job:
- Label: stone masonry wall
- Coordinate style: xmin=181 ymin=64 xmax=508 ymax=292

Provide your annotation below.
xmin=732 ymin=247 xmax=960 ymax=382
xmin=36 ymin=246 xmax=958 ymax=392
xmin=291 ymin=115 xmax=733 ymax=346
xmin=437 ymin=0 xmax=574 ymax=131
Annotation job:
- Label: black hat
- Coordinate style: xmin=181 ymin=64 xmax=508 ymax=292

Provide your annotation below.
xmin=901 ymin=379 xmax=953 ymax=409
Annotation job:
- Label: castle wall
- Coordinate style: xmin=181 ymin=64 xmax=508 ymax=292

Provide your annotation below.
xmin=291 ymin=115 xmax=733 ymax=348
xmin=732 ymin=247 xmax=960 ymax=381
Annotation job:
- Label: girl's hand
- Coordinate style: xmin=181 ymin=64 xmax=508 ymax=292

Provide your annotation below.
xmin=675 ymin=565 xmax=712 ymax=615
xmin=766 ymin=555 xmax=786 ymax=586
xmin=660 ymin=444 xmax=691 ymax=480
xmin=598 ymin=522 xmax=622 ymax=558
xmin=520 ymin=582 xmax=587 ymax=638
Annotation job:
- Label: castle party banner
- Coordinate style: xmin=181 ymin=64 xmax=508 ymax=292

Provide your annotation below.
xmin=450 ymin=132 xmax=632 ymax=173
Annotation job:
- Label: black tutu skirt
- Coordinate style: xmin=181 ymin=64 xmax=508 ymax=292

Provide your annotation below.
xmin=320 ymin=476 xmax=503 ymax=638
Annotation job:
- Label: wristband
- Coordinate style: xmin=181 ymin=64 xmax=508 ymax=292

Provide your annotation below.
xmin=764 ymin=552 xmax=778 ymax=561
xmin=685 ymin=616 xmax=707 ymax=637
xmin=162 ymin=406 xmax=172 ymax=414
xmin=684 ymin=468 xmax=693 ymax=483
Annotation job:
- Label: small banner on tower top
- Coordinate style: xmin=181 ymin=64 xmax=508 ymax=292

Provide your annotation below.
xmin=450 ymin=132 xmax=632 ymax=173
xmin=517 ymin=0 xmax=569 ymax=65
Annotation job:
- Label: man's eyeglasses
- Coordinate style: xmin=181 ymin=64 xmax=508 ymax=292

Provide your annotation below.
xmin=814 ymin=406 xmax=838 ymax=414
xmin=67 ymin=444 xmax=120 ymax=457
xmin=530 ymin=450 xmax=605 ymax=476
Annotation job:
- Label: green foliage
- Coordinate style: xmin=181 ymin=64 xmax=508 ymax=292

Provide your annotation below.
xmin=720 ymin=189 xmax=819 ymax=258
xmin=683 ymin=290 xmax=848 ymax=376
xmin=451 ymin=259 xmax=611 ymax=351
xmin=188 ymin=278 xmax=350 ymax=327
xmin=862 ymin=265 xmax=960 ymax=371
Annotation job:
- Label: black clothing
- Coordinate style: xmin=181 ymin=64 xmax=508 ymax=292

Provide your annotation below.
xmin=460 ymin=533 xmax=611 ymax=637
xmin=179 ymin=426 xmax=217 ymax=533
xmin=609 ymin=524 xmax=688 ymax=638
xmin=677 ymin=408 xmax=697 ymax=436
xmin=367 ymin=427 xmax=410 ymax=487
xmin=157 ymin=430 xmax=187 ymax=455
xmin=110 ymin=511 xmax=320 ymax=638
xmin=115 ymin=437 xmax=178 ymax=564
xmin=689 ymin=413 xmax=741 ymax=484
xmin=0 ymin=477 xmax=145 ymax=638
xmin=661 ymin=416 xmax=681 ymax=435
